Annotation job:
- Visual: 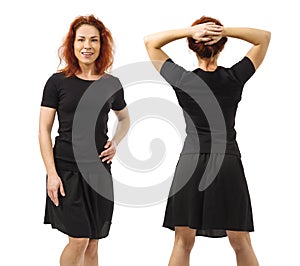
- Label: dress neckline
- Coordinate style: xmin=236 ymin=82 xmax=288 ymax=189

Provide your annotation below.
xmin=196 ymin=66 xmax=219 ymax=73
xmin=74 ymin=74 xmax=104 ymax=82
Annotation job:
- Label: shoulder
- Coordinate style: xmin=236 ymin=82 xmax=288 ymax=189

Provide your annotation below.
xmin=222 ymin=57 xmax=256 ymax=85
xmin=103 ymin=73 xmax=120 ymax=81
xmin=160 ymin=58 xmax=194 ymax=87
xmin=49 ymin=72 xmax=66 ymax=80
xmin=45 ymin=72 xmax=66 ymax=85
xmin=229 ymin=57 xmax=255 ymax=73
xmin=101 ymin=73 xmax=123 ymax=88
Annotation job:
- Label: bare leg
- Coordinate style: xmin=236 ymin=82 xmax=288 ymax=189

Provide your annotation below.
xmin=60 ymin=237 xmax=89 ymax=266
xmin=168 ymin=227 xmax=196 ymax=266
xmin=227 ymin=231 xmax=259 ymax=266
xmin=84 ymin=239 xmax=99 ymax=266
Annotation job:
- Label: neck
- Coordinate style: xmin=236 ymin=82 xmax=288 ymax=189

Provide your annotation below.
xmin=77 ymin=63 xmax=99 ymax=79
xmin=197 ymin=56 xmax=218 ymax=71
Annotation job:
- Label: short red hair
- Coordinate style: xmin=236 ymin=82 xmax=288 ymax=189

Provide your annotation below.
xmin=188 ymin=16 xmax=227 ymax=59
xmin=58 ymin=15 xmax=114 ymax=77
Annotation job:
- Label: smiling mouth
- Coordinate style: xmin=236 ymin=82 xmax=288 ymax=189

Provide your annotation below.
xmin=81 ymin=52 xmax=94 ymax=57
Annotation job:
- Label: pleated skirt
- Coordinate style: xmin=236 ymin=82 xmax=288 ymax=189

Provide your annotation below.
xmin=163 ymin=153 xmax=254 ymax=238
xmin=44 ymin=163 xmax=114 ymax=239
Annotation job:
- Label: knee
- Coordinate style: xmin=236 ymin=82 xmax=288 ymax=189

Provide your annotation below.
xmin=174 ymin=234 xmax=195 ymax=253
xmin=227 ymin=231 xmax=250 ymax=253
xmin=68 ymin=238 xmax=89 ymax=253
xmin=85 ymin=240 xmax=99 ymax=257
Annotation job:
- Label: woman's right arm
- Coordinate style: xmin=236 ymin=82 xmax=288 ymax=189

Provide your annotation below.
xmin=144 ymin=23 xmax=223 ymax=72
xmin=222 ymin=27 xmax=271 ymax=70
xmin=39 ymin=106 xmax=65 ymax=206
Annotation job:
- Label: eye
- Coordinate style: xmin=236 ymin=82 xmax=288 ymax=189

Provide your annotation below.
xmin=77 ymin=39 xmax=84 ymax=42
xmin=91 ymin=39 xmax=99 ymax=42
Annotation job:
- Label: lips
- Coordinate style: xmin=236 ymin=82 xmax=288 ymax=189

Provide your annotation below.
xmin=81 ymin=52 xmax=94 ymax=57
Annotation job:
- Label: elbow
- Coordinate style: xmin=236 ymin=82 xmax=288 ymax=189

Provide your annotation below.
xmin=38 ymin=129 xmax=44 ymax=142
xmin=264 ymin=30 xmax=271 ymax=44
xmin=38 ymin=127 xmax=51 ymax=140
xmin=144 ymin=35 xmax=157 ymax=49
xmin=143 ymin=35 xmax=151 ymax=47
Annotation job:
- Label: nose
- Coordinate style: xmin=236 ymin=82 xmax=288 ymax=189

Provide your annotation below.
xmin=84 ymin=40 xmax=91 ymax=49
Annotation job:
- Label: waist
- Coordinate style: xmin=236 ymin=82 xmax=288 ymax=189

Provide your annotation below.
xmin=181 ymin=133 xmax=241 ymax=156
xmin=53 ymin=139 xmax=108 ymax=165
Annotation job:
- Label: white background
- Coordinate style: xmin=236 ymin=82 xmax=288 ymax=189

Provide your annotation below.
xmin=1 ymin=0 xmax=299 ymax=265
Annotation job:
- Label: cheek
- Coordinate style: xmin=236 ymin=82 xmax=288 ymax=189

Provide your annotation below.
xmin=96 ymin=44 xmax=101 ymax=54
xmin=73 ymin=44 xmax=82 ymax=56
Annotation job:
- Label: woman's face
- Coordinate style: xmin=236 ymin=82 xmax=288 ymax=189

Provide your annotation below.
xmin=74 ymin=24 xmax=101 ymax=67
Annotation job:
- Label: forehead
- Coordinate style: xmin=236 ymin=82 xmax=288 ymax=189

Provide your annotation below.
xmin=75 ymin=24 xmax=100 ymax=37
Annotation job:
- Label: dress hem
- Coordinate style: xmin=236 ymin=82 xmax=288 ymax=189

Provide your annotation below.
xmin=162 ymin=224 xmax=254 ymax=238
xmin=44 ymin=222 xmax=111 ymax=240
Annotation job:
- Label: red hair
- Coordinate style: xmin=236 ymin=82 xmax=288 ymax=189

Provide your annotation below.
xmin=188 ymin=16 xmax=227 ymax=59
xmin=58 ymin=15 xmax=114 ymax=77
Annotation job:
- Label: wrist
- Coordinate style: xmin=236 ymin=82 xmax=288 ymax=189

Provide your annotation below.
xmin=111 ymin=139 xmax=118 ymax=147
xmin=46 ymin=167 xmax=58 ymax=176
xmin=186 ymin=26 xmax=195 ymax=38
xmin=222 ymin=27 xmax=228 ymax=37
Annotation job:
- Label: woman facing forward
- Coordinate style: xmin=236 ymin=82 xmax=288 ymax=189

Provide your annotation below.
xmin=39 ymin=15 xmax=130 ymax=265
xmin=144 ymin=16 xmax=270 ymax=265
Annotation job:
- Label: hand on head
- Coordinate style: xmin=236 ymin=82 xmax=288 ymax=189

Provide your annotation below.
xmin=191 ymin=22 xmax=223 ymax=45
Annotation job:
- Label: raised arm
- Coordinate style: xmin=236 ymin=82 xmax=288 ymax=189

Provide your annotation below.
xmin=144 ymin=23 xmax=223 ymax=72
xmin=222 ymin=27 xmax=271 ymax=70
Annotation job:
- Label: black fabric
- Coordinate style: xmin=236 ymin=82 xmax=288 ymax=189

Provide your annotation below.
xmin=41 ymin=73 xmax=127 ymax=170
xmin=160 ymin=58 xmax=255 ymax=237
xmin=44 ymin=168 xmax=113 ymax=239
xmin=163 ymin=153 xmax=254 ymax=237
xmin=160 ymin=57 xmax=255 ymax=156
xmin=41 ymin=73 xmax=126 ymax=238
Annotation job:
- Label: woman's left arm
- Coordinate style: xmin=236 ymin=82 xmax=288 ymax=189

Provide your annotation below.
xmin=99 ymin=106 xmax=130 ymax=163
xmin=144 ymin=23 xmax=222 ymax=72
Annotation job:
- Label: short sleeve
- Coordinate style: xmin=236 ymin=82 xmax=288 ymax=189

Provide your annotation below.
xmin=41 ymin=74 xmax=59 ymax=109
xmin=230 ymin=57 xmax=256 ymax=85
xmin=160 ymin=58 xmax=191 ymax=88
xmin=111 ymin=79 xmax=126 ymax=111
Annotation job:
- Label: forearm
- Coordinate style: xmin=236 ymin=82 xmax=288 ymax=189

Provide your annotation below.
xmin=144 ymin=28 xmax=194 ymax=71
xmin=39 ymin=131 xmax=57 ymax=175
xmin=144 ymin=27 xmax=193 ymax=49
xmin=223 ymin=27 xmax=271 ymax=45
xmin=223 ymin=27 xmax=271 ymax=69
xmin=111 ymin=116 xmax=130 ymax=146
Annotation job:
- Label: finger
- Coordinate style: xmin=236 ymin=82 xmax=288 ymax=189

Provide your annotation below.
xmin=101 ymin=155 xmax=111 ymax=162
xmin=102 ymin=152 xmax=115 ymax=162
xmin=195 ymin=37 xmax=211 ymax=43
xmin=52 ymin=190 xmax=59 ymax=206
xmin=203 ymin=22 xmax=215 ymax=26
xmin=99 ymin=149 xmax=110 ymax=157
xmin=104 ymin=141 xmax=111 ymax=149
xmin=105 ymin=155 xmax=114 ymax=163
xmin=99 ymin=149 xmax=108 ymax=157
xmin=103 ymin=145 xmax=116 ymax=154
xmin=208 ymin=25 xmax=223 ymax=30
xmin=205 ymin=39 xmax=219 ymax=46
xmin=48 ymin=190 xmax=54 ymax=202
xmin=49 ymin=191 xmax=59 ymax=207
xmin=60 ymin=182 xmax=66 ymax=197
xmin=206 ymin=30 xmax=222 ymax=36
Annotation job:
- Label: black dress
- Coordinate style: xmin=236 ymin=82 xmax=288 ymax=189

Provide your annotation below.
xmin=41 ymin=73 xmax=126 ymax=239
xmin=160 ymin=57 xmax=256 ymax=237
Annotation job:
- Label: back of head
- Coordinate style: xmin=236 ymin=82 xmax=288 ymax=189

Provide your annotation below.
xmin=188 ymin=16 xmax=227 ymax=59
